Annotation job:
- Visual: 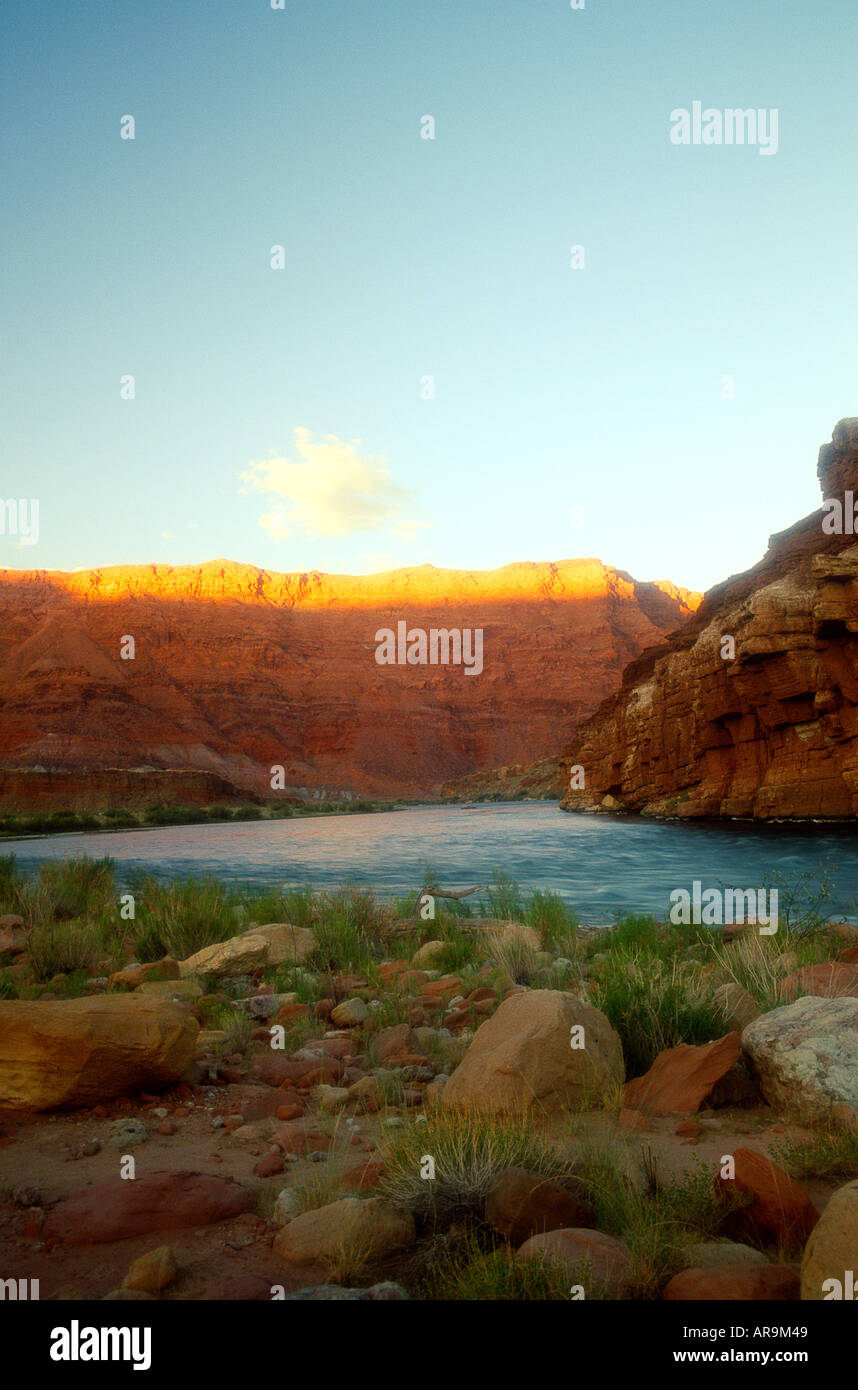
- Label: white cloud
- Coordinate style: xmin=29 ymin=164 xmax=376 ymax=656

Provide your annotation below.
xmin=241 ymin=427 xmax=417 ymax=538
xmin=392 ymin=519 xmax=430 ymax=543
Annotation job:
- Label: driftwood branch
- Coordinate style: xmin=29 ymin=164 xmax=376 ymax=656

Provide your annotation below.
xmin=411 ymin=883 xmax=488 ymax=919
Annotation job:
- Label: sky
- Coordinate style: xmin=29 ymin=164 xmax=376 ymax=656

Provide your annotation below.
xmin=2 ymin=0 xmax=857 ymax=593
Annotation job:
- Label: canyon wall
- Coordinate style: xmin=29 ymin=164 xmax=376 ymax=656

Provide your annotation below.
xmin=560 ymin=420 xmax=858 ymax=820
xmin=0 ymin=558 xmax=697 ymax=810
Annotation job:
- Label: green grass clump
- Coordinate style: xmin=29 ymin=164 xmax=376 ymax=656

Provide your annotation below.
xmin=208 ymin=1002 xmax=254 ymax=1054
xmin=590 ymin=947 xmax=725 ymax=1077
xmin=131 ymin=874 xmax=240 ymax=961
xmin=26 ymin=921 xmax=100 ymax=982
xmin=771 ymin=1127 xmax=858 ymax=1181
xmin=378 ymin=1111 xmax=572 ymax=1227
xmin=416 ymin=1236 xmax=585 ymax=1301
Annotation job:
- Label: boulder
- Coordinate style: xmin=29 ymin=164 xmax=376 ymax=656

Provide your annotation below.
xmin=624 ymin=1033 xmax=740 ymax=1116
xmin=442 ymin=990 xmax=623 ymax=1115
xmin=108 ymin=958 xmax=180 ymax=990
xmin=411 ymin=941 xmax=447 ymax=968
xmin=683 ymin=1240 xmax=769 ymax=1269
xmin=663 ymin=1266 xmax=800 ymax=1300
xmin=244 ymin=924 xmax=318 ymax=966
xmin=374 ymin=1024 xmax=421 ymax=1062
xmin=516 ymin=1228 xmax=632 ymax=1295
xmin=44 ymin=1171 xmax=253 ymax=1244
xmin=179 ymin=935 xmax=269 ymax=978
xmin=715 ymin=1148 xmax=819 ymax=1247
xmin=485 ymin=1168 xmax=593 ymax=1244
xmin=121 ymin=1246 xmax=177 ymax=1293
xmin=0 ymin=995 xmax=198 ymax=1111
xmin=801 ymin=1178 xmax=858 ymax=1300
xmin=273 ymin=1197 xmax=415 ymax=1276
xmin=780 ymin=962 xmax=858 ymax=1000
xmin=741 ymin=995 xmax=858 ymax=1122
xmin=330 ymin=997 xmax=368 ymax=1027
xmin=0 ymin=914 xmax=27 ymax=955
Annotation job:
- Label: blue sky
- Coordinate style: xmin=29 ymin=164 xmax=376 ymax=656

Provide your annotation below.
xmin=2 ymin=0 xmax=857 ymax=592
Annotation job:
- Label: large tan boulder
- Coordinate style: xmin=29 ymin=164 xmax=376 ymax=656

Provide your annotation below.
xmin=441 ymin=989 xmax=623 ymax=1115
xmin=0 ymin=995 xmax=199 ymax=1110
xmin=273 ymin=1198 xmax=415 ymax=1276
xmin=178 ymin=934 xmax=269 ymax=978
xmin=801 ymin=1178 xmax=858 ymax=1300
xmin=245 ymin=923 xmax=318 ymax=966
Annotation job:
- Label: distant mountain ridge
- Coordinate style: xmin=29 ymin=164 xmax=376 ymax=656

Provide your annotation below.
xmin=0 ymin=557 xmax=700 ymax=810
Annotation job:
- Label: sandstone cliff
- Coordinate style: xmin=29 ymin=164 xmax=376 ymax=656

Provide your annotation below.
xmin=0 ymin=558 xmax=698 ymax=810
xmin=560 ymin=420 xmax=858 ymax=819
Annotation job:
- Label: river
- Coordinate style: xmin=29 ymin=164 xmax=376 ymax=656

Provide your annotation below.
xmin=3 ymin=803 xmax=858 ymax=925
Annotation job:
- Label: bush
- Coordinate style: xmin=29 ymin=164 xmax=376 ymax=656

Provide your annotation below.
xmin=378 ymin=1112 xmax=573 ymax=1227
xmin=27 ymin=921 xmax=100 ymax=981
xmin=131 ymin=875 xmax=238 ymax=961
xmin=590 ymin=947 xmax=725 ymax=1076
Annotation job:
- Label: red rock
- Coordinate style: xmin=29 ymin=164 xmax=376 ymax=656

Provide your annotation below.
xmin=472 ymin=1000 xmax=495 ymax=1016
xmin=423 ymin=976 xmax=462 ymax=997
xmin=781 ymin=962 xmax=858 ymax=1000
xmin=271 ymin=1120 xmax=331 ymax=1154
xmin=466 ymin=987 xmax=498 ymax=1004
xmin=409 ymin=1009 xmax=426 ymax=1027
xmin=838 ymin=946 xmax=858 ymax=964
xmin=663 ymin=1266 xmax=800 ymax=1300
xmin=314 ymin=1000 xmax=334 ymax=1019
xmin=624 ymin=1034 xmax=740 ymax=1116
xmin=715 ymin=1148 xmax=819 ymax=1246
xmin=341 ymin=1159 xmax=385 ymax=1191
xmin=254 ymin=1152 xmax=284 ymax=1177
xmin=155 ymin=1121 xmax=177 ymax=1136
xmin=675 ymin=1120 xmax=702 ymax=1137
xmin=444 ymin=1010 xmax=472 ymax=1031
xmin=44 ymin=1170 xmax=253 ymax=1244
xmin=378 ymin=961 xmax=409 ymax=982
xmin=374 ymin=1025 xmax=420 ymax=1062
xmin=485 ymin=1168 xmax=593 ymax=1244
xmin=276 ymin=1102 xmax=304 ymax=1121
xmin=516 ymin=1228 xmax=632 ymax=1294
xmin=275 ymin=1003 xmax=309 ymax=1023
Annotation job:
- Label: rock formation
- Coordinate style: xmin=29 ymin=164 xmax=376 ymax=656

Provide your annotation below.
xmin=561 ymin=419 xmax=858 ymax=818
xmin=0 ymin=558 xmax=697 ymax=808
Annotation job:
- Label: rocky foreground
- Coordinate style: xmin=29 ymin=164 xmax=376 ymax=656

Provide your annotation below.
xmin=561 ymin=419 xmax=858 ymax=818
xmin=1 ymin=894 xmax=858 ymax=1301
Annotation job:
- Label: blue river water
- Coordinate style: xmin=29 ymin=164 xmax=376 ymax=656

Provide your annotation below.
xmin=2 ymin=803 xmax=858 ymax=925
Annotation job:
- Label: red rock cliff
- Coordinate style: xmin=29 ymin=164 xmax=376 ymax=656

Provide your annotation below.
xmin=560 ymin=420 xmax=858 ymax=819
xmin=0 ymin=558 xmax=698 ymax=809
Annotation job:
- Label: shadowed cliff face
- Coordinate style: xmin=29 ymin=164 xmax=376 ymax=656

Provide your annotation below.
xmin=0 ymin=559 xmax=698 ymax=809
xmin=561 ymin=420 xmax=858 ymax=820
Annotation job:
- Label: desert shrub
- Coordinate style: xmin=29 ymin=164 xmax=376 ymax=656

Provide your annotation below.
xmin=417 ymin=1236 xmax=581 ymax=1300
xmin=208 ymin=1002 xmax=254 ymax=1054
xmin=528 ymin=890 xmax=578 ymax=951
xmin=35 ymin=856 xmax=115 ymax=921
xmin=483 ymin=926 xmax=540 ymax=985
xmin=771 ymin=1127 xmax=858 ymax=1181
xmin=481 ymin=870 xmax=526 ymax=922
xmin=131 ymin=874 xmax=238 ymax=961
xmin=378 ymin=1112 xmax=572 ymax=1227
xmin=590 ymin=948 xmax=725 ymax=1076
xmin=27 ymin=921 xmax=100 ymax=981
